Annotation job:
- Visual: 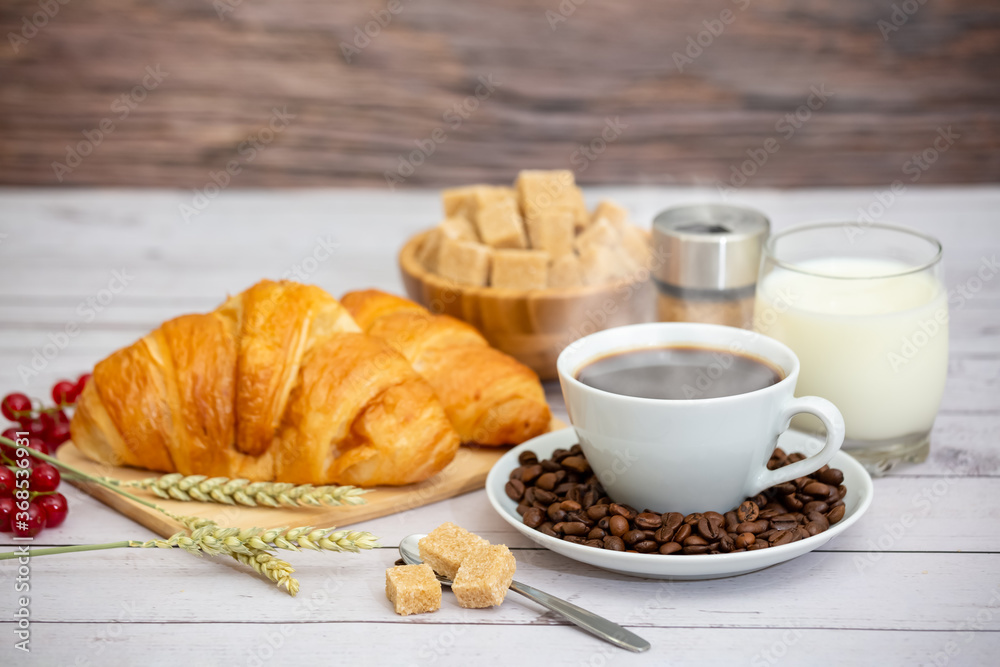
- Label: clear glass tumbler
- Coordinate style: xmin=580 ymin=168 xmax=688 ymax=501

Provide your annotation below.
xmin=753 ymin=223 xmax=947 ymax=474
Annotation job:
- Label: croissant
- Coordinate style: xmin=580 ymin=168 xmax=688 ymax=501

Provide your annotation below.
xmin=340 ymin=289 xmax=551 ymax=446
xmin=70 ymin=280 xmax=460 ymax=486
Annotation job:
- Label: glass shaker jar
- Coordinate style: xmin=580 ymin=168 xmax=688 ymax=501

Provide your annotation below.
xmin=653 ymin=204 xmax=770 ymax=328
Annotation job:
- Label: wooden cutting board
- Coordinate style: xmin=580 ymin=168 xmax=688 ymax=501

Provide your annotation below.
xmin=58 ymin=418 xmax=566 ymax=538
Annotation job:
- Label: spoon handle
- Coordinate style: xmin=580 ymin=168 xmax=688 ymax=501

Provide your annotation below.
xmin=508 ymin=580 xmax=650 ymax=653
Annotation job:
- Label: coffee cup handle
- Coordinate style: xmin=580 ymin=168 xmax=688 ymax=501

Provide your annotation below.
xmin=751 ymin=396 xmax=846 ymax=494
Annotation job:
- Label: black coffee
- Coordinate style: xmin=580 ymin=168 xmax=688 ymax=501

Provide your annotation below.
xmin=576 ymin=345 xmax=783 ymax=400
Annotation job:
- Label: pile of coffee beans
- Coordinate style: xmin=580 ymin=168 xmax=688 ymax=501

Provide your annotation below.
xmin=505 ymin=445 xmax=847 ymax=555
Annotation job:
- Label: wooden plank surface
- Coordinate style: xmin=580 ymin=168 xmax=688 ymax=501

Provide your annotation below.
xmin=0 ymin=186 xmax=998 ymax=666
xmin=0 ymin=1 xmax=998 ymax=187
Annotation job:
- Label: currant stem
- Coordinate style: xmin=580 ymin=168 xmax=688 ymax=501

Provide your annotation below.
xmin=0 ymin=435 xmax=160 ymax=512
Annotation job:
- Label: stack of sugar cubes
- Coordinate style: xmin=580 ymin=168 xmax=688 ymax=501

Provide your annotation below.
xmin=385 ymin=522 xmax=516 ymax=615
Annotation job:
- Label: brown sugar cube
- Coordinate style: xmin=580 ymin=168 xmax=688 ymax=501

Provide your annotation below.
xmin=452 ymin=544 xmax=517 ymax=609
xmin=548 ymin=253 xmax=585 ymax=288
xmin=491 ymin=249 xmax=549 ymax=289
xmin=591 ymin=200 xmax=629 ymax=231
xmin=439 ymin=215 xmax=479 ymax=242
xmin=567 ymin=186 xmax=590 ymax=231
xmin=578 ymin=244 xmax=627 ymax=285
xmin=418 ymin=522 xmax=491 ymax=581
xmin=515 ymin=170 xmax=576 ymax=222
xmin=473 ymin=191 xmax=527 ymax=249
xmin=524 ymin=208 xmax=575 ymax=257
xmin=385 ymin=564 xmax=442 ymax=616
xmin=416 ymin=228 xmax=443 ymax=272
xmin=437 ymin=239 xmax=492 ymax=287
xmin=573 ymin=218 xmax=620 ymax=254
xmin=442 ymin=186 xmax=479 ymax=219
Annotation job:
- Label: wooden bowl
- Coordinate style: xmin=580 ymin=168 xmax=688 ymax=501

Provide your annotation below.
xmin=399 ymin=230 xmax=655 ymax=380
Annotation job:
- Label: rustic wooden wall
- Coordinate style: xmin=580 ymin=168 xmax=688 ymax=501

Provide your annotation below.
xmin=0 ymin=0 xmax=997 ymax=188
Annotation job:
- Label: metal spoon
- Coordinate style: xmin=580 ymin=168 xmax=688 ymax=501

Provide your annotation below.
xmin=398 ymin=534 xmax=650 ymax=653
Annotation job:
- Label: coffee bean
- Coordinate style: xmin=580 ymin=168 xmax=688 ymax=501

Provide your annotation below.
xmin=561 ymin=455 xmax=590 ymax=473
xmin=560 ymin=500 xmax=582 ymax=512
xmin=635 ymin=512 xmax=662 ymax=530
xmin=521 ymin=464 xmax=543 ymax=483
xmin=803 ymin=501 xmax=829 ymax=515
xmin=623 ymin=529 xmax=646 ymax=546
xmin=654 ymin=525 xmax=676 ymax=543
xmin=523 ymin=487 xmax=538 ymax=504
xmin=662 ymin=513 xmax=684 ymax=534
xmin=539 ymin=523 xmax=558 ymax=538
xmin=697 ymin=516 xmax=724 ymax=541
xmin=634 ymin=540 xmax=659 ymax=553
xmin=783 ymin=495 xmax=804 ymax=511
xmin=536 ymin=472 xmax=559 ymax=491
xmin=561 ymin=521 xmax=588 ymax=536
xmin=757 ymin=529 xmax=776 ymax=542
xmin=794 ymin=526 xmax=811 ymax=541
xmin=555 ymin=482 xmax=577 ymax=496
xmin=724 ymin=511 xmax=740 ymax=533
xmin=718 ymin=535 xmax=735 ymax=553
xmin=522 ymin=507 xmax=545 ymax=528
xmin=581 ymin=539 xmax=601 ymax=548
xmin=552 ymin=447 xmax=570 ymax=461
xmin=827 ymin=504 xmax=846 ymax=524
xmin=659 ymin=542 xmax=682 ymax=555
xmin=541 ymin=459 xmax=562 ymax=472
xmin=516 ymin=502 xmax=531 ymax=515
xmin=673 ymin=524 xmax=692 ymax=543
xmin=518 ymin=450 xmax=538 ymax=466
xmin=819 ymin=468 xmax=844 ymax=486
xmin=771 ymin=515 xmax=798 ymax=531
xmin=758 ymin=508 xmax=781 ymax=520
xmin=737 ymin=520 xmax=769 ymax=534
xmin=807 ymin=512 xmax=830 ymax=530
xmin=582 ymin=488 xmax=598 ymax=508
xmin=838 ymin=485 xmax=847 ymax=499
xmin=588 ymin=527 xmax=606 ymax=540
xmin=505 ymin=479 xmax=526 ymax=501
xmin=682 ymin=545 xmax=710 ymax=555
xmin=534 ymin=489 xmax=557 ymax=505
xmin=737 ymin=501 xmax=759 ymax=522
xmin=566 ymin=511 xmax=590 ymax=525
xmin=805 ymin=522 xmax=824 ymax=536
xmin=604 ymin=535 xmax=626 ymax=551
xmin=683 ymin=512 xmax=703 ymax=525
xmin=608 ymin=515 xmax=630 ymax=537
xmin=547 ymin=504 xmax=567 ymax=523
xmin=803 ymin=481 xmax=831 ymax=497
xmin=735 ymin=532 xmax=755 ymax=549
xmin=609 ymin=503 xmax=637 ymax=520
xmin=746 ymin=542 xmax=769 ymax=551
xmin=563 ymin=535 xmax=586 ymax=544
xmin=775 ymin=482 xmax=797 ymax=495
xmin=586 ymin=505 xmax=609 ymax=521
xmin=770 ymin=530 xmax=794 ymax=546
xmin=683 ymin=534 xmax=708 ymax=547
xmin=597 ymin=516 xmax=611 ymax=531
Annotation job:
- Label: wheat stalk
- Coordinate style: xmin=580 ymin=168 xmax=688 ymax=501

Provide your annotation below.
xmin=231 ymin=549 xmax=300 ymax=596
xmin=104 ymin=473 xmax=369 ymax=508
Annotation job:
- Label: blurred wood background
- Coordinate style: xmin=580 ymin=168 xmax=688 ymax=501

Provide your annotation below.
xmin=0 ymin=0 xmax=997 ymax=188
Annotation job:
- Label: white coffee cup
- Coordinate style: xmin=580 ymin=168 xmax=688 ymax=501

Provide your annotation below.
xmin=557 ymin=322 xmax=845 ymax=516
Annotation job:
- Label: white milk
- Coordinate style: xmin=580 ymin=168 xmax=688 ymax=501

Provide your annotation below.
xmin=754 ymin=257 xmax=948 ymax=441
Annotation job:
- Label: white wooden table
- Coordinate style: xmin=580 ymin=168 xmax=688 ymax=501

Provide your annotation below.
xmin=0 ymin=186 xmax=998 ymax=666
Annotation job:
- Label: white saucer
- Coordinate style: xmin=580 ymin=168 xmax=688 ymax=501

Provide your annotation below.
xmin=486 ymin=428 xmax=874 ymax=580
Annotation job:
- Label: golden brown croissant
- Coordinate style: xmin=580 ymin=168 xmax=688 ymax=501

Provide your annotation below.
xmin=340 ymin=289 xmax=551 ymax=446
xmin=70 ymin=280 xmax=460 ymax=486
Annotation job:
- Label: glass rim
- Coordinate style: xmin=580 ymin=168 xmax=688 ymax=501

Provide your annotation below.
xmin=764 ymin=221 xmax=943 ymax=280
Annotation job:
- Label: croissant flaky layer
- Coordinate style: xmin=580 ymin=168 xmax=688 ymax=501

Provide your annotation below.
xmin=70 ymin=280 xmax=460 ymax=486
xmin=341 ymin=289 xmax=552 ymax=446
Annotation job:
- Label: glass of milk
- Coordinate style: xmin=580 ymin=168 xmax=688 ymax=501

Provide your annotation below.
xmin=753 ymin=223 xmax=946 ymax=474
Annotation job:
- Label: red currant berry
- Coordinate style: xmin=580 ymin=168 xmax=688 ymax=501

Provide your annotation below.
xmin=52 ymin=380 xmax=77 ymax=405
xmin=48 ymin=420 xmax=71 ymax=448
xmin=1 ymin=393 xmax=31 ymax=422
xmin=22 ymin=416 xmax=48 ymax=439
xmin=12 ymin=502 xmax=46 ymax=537
xmin=30 ymin=463 xmax=60 ymax=492
xmin=0 ymin=497 xmax=14 ymax=531
xmin=36 ymin=493 xmax=68 ymax=528
xmin=0 ymin=466 xmax=14 ymax=497
xmin=39 ymin=411 xmax=57 ymax=436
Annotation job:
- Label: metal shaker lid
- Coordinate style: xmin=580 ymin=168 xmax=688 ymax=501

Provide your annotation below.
xmin=652 ymin=204 xmax=770 ymax=291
